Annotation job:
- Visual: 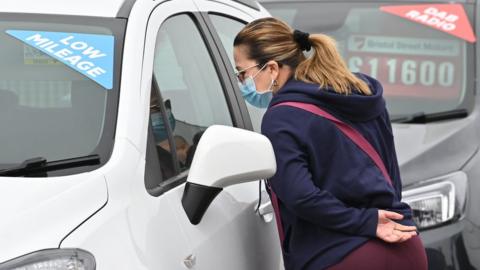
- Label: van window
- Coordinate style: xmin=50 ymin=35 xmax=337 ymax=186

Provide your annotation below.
xmin=0 ymin=14 xmax=124 ymax=175
xmin=145 ymin=14 xmax=233 ymax=192
xmin=209 ymin=14 xmax=264 ymax=132
xmin=209 ymin=15 xmax=245 ymax=68
xmin=260 ymin=2 xmax=475 ymax=120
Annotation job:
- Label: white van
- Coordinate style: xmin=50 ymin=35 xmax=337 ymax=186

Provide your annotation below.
xmin=0 ymin=1 xmax=283 ymax=269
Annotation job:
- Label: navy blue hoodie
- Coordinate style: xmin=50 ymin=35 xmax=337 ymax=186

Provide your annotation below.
xmin=261 ymin=74 xmax=414 ymax=270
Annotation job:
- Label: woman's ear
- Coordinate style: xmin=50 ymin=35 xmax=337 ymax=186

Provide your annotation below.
xmin=266 ymin=60 xmax=280 ymax=80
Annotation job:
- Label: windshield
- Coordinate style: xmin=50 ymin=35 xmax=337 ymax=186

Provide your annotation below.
xmin=262 ymin=2 xmax=476 ymax=120
xmin=0 ymin=13 xmax=125 ymax=176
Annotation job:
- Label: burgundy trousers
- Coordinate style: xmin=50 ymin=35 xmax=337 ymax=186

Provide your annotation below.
xmin=326 ymin=236 xmax=428 ymax=270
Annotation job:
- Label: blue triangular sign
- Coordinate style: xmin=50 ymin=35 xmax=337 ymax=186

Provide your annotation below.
xmin=6 ymin=30 xmax=114 ymax=89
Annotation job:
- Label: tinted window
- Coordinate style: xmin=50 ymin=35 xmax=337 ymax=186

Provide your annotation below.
xmin=209 ymin=15 xmax=245 ymax=67
xmin=146 ymin=14 xmax=233 ymax=191
xmin=0 ymin=14 xmax=124 ymax=175
xmin=209 ymin=14 xmax=265 ymax=132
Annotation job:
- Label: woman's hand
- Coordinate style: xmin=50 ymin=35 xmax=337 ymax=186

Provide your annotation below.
xmin=376 ymin=210 xmax=417 ymax=243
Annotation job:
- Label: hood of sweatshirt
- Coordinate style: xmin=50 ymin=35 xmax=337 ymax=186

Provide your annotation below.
xmin=269 ymin=73 xmax=385 ymax=122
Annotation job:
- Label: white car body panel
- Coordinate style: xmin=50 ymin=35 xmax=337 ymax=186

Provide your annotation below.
xmin=0 ymin=173 xmax=107 ymax=263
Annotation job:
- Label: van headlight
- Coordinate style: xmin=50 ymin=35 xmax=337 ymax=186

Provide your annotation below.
xmin=0 ymin=249 xmax=95 ymax=270
xmin=402 ymin=171 xmax=467 ymax=230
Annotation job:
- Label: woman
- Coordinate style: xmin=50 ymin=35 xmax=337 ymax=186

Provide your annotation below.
xmin=233 ymin=18 xmax=428 ymax=270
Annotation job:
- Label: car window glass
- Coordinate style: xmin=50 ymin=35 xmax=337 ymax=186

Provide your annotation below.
xmin=209 ymin=14 xmax=264 ymax=132
xmin=146 ymin=14 xmax=233 ymax=189
xmin=263 ymin=2 xmax=475 ymax=119
xmin=0 ymin=15 xmax=123 ymax=175
xmin=209 ymin=15 xmax=244 ymax=67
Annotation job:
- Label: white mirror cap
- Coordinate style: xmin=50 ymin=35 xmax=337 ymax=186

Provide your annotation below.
xmin=187 ymin=125 xmax=276 ymax=188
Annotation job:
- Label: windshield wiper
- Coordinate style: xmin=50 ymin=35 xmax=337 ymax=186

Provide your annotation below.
xmin=391 ymin=109 xmax=468 ymax=124
xmin=0 ymin=155 xmax=100 ymax=177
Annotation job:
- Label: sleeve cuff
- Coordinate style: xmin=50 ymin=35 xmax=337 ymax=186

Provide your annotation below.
xmin=357 ymin=208 xmax=378 ymax=238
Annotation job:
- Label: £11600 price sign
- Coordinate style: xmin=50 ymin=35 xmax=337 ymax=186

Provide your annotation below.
xmin=346 ymin=35 xmax=463 ymax=99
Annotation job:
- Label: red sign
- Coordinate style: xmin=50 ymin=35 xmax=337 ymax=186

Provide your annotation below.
xmin=380 ymin=4 xmax=476 ymax=43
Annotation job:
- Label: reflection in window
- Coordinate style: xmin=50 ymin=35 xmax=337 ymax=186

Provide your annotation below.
xmin=146 ymin=14 xmax=233 ymax=187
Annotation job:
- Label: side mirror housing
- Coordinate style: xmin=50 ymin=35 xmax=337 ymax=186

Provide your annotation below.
xmin=181 ymin=125 xmax=276 ymax=225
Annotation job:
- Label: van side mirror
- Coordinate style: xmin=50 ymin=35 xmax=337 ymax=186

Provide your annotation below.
xmin=181 ymin=125 xmax=276 ymax=225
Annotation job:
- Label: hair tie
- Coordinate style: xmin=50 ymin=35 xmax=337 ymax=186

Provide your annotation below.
xmin=293 ymin=29 xmax=311 ymax=52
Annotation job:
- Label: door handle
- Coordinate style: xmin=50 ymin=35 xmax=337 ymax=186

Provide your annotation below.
xmin=183 ymin=254 xmax=196 ymax=269
xmin=258 ymin=201 xmax=274 ymax=223
xmin=256 ymin=190 xmax=274 ymax=223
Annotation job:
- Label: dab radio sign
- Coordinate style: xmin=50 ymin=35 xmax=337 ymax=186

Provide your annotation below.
xmin=380 ymin=4 xmax=476 ymax=43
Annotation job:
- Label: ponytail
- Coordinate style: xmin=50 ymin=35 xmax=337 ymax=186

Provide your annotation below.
xmin=295 ymin=34 xmax=372 ymax=95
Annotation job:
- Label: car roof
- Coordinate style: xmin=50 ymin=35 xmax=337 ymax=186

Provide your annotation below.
xmin=259 ymin=0 xmax=474 ymax=3
xmin=0 ymin=0 xmax=262 ymax=18
xmin=0 ymin=0 xmax=135 ymax=18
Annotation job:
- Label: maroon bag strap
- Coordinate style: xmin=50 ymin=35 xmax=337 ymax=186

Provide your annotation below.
xmin=267 ymin=183 xmax=285 ymax=245
xmin=274 ymin=101 xmax=393 ymax=186
xmin=267 ymin=101 xmax=393 ymax=248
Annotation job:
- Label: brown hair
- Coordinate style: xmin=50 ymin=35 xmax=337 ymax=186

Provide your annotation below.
xmin=234 ymin=17 xmax=371 ymax=95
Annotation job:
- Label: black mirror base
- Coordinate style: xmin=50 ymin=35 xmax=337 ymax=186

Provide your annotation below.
xmin=182 ymin=182 xmax=223 ymax=225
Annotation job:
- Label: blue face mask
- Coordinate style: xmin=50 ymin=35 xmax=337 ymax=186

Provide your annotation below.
xmin=151 ymin=108 xmax=176 ymax=142
xmin=238 ymin=64 xmax=273 ymax=109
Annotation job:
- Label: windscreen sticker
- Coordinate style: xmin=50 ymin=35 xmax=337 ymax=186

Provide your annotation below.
xmin=380 ymin=4 xmax=476 ymax=43
xmin=346 ymin=35 xmax=463 ymax=100
xmin=6 ymin=30 xmax=114 ymax=89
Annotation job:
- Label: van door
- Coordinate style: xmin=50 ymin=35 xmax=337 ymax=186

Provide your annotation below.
xmin=143 ymin=1 xmax=282 ymax=270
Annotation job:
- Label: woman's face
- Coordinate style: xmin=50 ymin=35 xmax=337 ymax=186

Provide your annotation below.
xmin=233 ymin=45 xmax=273 ymax=93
